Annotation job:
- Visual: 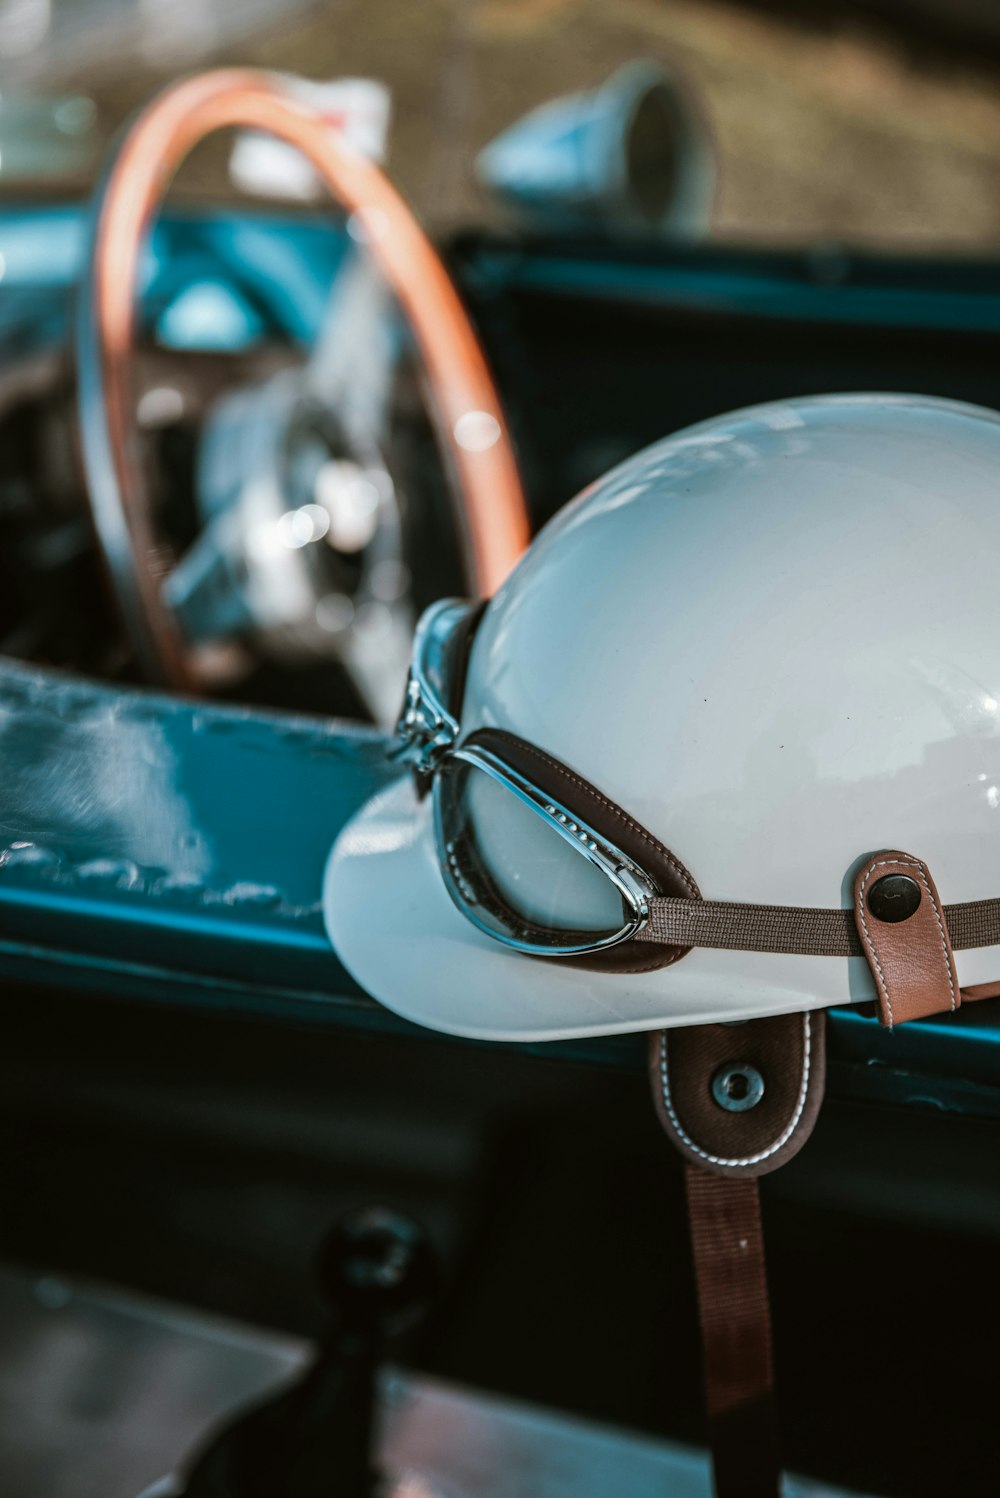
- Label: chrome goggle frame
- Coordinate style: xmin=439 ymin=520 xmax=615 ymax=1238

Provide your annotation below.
xmin=394 ymin=600 xmax=656 ymax=957
xmin=393 ymin=598 xmax=466 ymax=776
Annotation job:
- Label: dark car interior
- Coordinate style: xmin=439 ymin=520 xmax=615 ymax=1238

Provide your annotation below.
xmin=1 ymin=3 xmax=1000 ymax=1495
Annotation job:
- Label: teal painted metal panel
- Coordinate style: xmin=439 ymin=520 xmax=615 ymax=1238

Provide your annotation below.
xmin=1 ymin=660 xmax=999 ymax=1115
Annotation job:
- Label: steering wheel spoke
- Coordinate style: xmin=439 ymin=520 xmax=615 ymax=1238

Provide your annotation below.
xmin=76 ymin=68 xmax=530 ymax=711
xmin=307 ymin=245 xmax=401 ymax=453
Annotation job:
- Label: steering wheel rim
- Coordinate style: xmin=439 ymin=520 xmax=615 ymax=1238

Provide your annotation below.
xmin=76 ymin=68 xmax=531 ymax=691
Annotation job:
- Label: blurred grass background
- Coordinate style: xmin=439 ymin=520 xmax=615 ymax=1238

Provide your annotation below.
xmin=20 ymin=0 xmax=1000 ymax=249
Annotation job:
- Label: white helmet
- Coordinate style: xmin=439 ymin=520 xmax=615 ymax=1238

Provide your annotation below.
xmin=325 ymin=393 xmax=1000 ymax=1041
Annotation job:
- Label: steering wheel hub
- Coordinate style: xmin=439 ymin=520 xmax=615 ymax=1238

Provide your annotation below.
xmin=76 ymin=68 xmax=530 ymax=715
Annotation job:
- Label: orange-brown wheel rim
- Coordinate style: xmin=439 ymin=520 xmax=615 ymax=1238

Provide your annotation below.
xmin=80 ymin=68 xmax=531 ymax=690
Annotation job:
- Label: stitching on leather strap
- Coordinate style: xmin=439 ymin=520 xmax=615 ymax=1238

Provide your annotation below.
xmin=856 ymin=860 xmax=895 ymax=1025
xmin=856 ymin=856 xmax=957 ymax=1024
xmin=853 ymin=852 xmax=960 ymax=1029
xmin=658 ymin=1016 xmax=812 ymax=1170
xmin=916 ymin=864 xmax=957 ymax=1012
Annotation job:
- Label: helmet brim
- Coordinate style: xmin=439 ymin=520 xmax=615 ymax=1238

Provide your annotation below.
xmin=323 ymin=773 xmax=841 ymax=1041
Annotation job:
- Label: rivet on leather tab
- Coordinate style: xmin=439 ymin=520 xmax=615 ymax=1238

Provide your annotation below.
xmin=853 ymin=850 xmax=959 ymax=1028
xmin=649 ymin=1013 xmax=826 ymax=1178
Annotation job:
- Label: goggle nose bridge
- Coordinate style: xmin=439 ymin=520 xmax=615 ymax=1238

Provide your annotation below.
xmin=392 ymin=597 xmax=475 ymax=775
xmin=394 ymin=670 xmax=459 ymax=774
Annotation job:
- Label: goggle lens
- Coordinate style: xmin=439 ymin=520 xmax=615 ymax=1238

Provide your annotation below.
xmin=435 ymin=753 xmax=631 ymax=952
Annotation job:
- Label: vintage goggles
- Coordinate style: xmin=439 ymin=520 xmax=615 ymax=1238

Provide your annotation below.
xmin=392 ymin=599 xmax=1000 ymax=994
xmin=393 ymin=598 xmax=692 ymax=967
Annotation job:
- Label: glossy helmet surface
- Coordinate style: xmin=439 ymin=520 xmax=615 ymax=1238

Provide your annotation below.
xmin=325 ymin=393 xmax=1000 ymax=1040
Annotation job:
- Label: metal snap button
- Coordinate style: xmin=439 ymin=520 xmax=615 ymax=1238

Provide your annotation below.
xmin=867 ymin=873 xmax=921 ymax=923
xmin=710 ymin=1062 xmax=765 ymax=1113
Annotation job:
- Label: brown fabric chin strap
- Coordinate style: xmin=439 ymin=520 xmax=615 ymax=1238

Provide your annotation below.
xmin=643 ymin=856 xmax=972 ymax=1490
xmin=685 ymin=1171 xmax=779 ymax=1498
xmin=650 ymin=1013 xmax=827 ymax=1498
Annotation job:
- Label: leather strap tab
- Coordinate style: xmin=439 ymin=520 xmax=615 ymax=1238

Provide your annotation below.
xmin=853 ymin=850 xmax=960 ymax=1027
xmin=685 ymin=1170 xmax=780 ymax=1498
xmin=649 ymin=1011 xmax=826 ymax=1179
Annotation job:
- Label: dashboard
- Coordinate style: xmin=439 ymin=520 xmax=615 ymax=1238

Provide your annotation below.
xmin=1 ymin=202 xmax=999 ymax=1078
xmin=2 ymin=201 xmax=1000 ymax=706
xmin=1 ymin=203 xmax=1000 ymax=1125
xmin=2 ymin=202 xmax=1000 ymax=1497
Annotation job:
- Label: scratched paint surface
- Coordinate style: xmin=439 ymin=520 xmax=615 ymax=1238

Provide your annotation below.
xmin=3 ymin=663 xmax=1000 ymax=1108
xmin=0 ymin=660 xmax=396 ymax=1001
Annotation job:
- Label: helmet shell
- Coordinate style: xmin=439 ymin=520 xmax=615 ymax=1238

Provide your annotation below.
xmin=326 ymin=394 xmax=1000 ymax=1039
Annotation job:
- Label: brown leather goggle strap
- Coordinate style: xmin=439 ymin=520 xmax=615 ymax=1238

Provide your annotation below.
xmin=637 ymin=849 xmax=1000 ymax=1027
xmin=649 ymin=1013 xmax=827 ymax=1498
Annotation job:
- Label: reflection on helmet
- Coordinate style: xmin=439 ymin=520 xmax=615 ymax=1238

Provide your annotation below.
xmin=327 ymin=392 xmax=1000 ymax=1041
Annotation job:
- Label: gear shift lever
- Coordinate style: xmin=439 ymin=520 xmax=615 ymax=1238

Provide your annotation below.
xmin=181 ymin=1208 xmax=437 ymax=1498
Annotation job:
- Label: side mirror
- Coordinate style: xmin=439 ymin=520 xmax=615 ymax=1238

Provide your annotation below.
xmin=476 ymin=60 xmax=714 ymax=242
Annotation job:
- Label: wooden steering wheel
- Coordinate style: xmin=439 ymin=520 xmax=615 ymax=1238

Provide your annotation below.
xmin=76 ymin=69 xmax=530 ymax=692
